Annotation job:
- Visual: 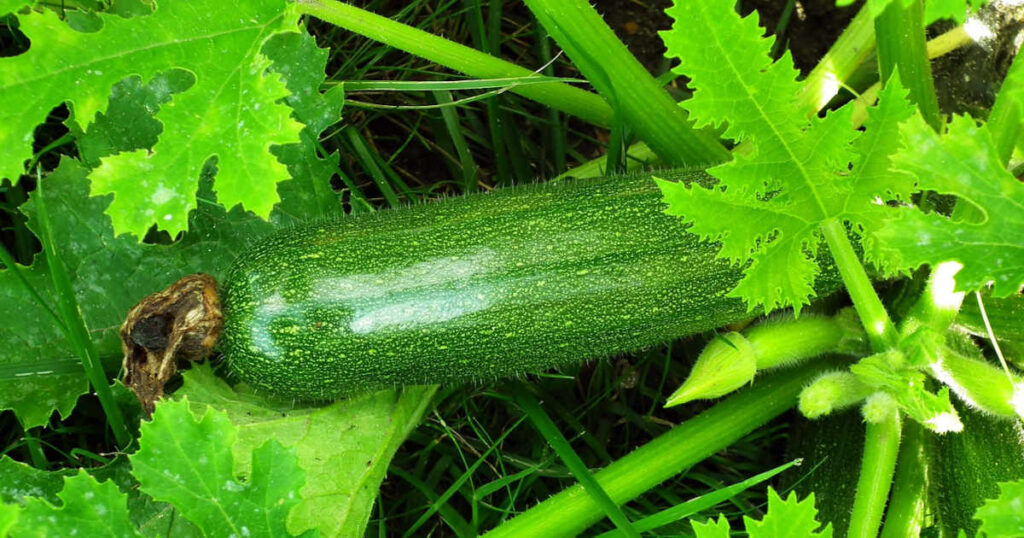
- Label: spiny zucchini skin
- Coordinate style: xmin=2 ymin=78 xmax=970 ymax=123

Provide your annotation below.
xmin=221 ymin=170 xmax=751 ymax=400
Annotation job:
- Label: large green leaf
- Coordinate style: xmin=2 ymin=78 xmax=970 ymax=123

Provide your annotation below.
xmin=975 ymin=480 xmax=1024 ymax=537
xmin=0 ymin=457 xmax=67 ymax=505
xmin=0 ymin=256 xmax=88 ymax=428
xmin=0 ymin=0 xmax=305 ymax=236
xmin=0 ymin=25 xmax=341 ymax=427
xmin=132 ymin=398 xmax=309 ymax=538
xmin=0 ymin=502 xmax=19 ymax=536
xmin=877 ymin=115 xmax=1024 ymax=296
xmin=656 ymin=1 xmax=915 ymax=314
xmin=178 ymin=364 xmax=436 ymax=537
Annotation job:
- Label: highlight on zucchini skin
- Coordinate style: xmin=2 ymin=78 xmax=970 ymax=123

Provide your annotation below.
xmin=219 ymin=170 xmax=810 ymax=400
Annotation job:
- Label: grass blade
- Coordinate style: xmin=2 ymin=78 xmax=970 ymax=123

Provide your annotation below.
xmin=33 ymin=175 xmax=130 ymax=448
xmin=295 ymin=0 xmax=614 ymax=128
xmin=484 ymin=359 xmax=842 ymax=537
xmin=509 ymin=384 xmax=640 ymax=538
xmin=594 ymin=458 xmax=804 ymax=537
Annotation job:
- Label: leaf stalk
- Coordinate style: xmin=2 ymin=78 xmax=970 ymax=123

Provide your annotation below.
xmin=820 ymin=219 xmax=898 ymax=351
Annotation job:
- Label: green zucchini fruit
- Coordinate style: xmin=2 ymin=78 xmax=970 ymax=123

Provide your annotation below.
xmin=926 ymin=400 xmax=1024 ymax=536
xmin=782 ymin=409 xmax=865 ymax=535
xmin=220 ymin=170 xmax=835 ymax=400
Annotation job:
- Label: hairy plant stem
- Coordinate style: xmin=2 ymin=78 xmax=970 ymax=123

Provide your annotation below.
xmin=821 ymin=218 xmax=903 ymax=537
xmin=820 ymin=219 xmax=898 ymax=350
xmin=879 ymin=421 xmax=927 ymax=538
xmin=521 ymin=0 xmax=729 ymax=166
xmin=848 ymin=406 xmax=902 ymax=538
xmin=484 ymin=360 xmax=840 ymax=537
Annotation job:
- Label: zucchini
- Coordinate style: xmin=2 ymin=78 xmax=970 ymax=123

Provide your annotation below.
xmin=926 ymin=400 xmax=1024 ymax=536
xmin=782 ymin=409 xmax=865 ymax=535
xmin=220 ymin=170 xmax=833 ymax=400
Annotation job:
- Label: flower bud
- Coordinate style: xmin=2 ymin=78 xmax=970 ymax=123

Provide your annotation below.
xmin=799 ymin=371 xmax=872 ymax=419
xmin=862 ymin=393 xmax=899 ymax=424
xmin=665 ymin=332 xmax=756 ymax=407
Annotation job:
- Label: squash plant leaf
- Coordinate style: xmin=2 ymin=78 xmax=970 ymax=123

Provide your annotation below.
xmin=877 ymin=114 xmax=1024 ymax=297
xmin=0 ymin=26 xmax=340 ymax=428
xmin=11 ymin=471 xmax=139 ymax=538
xmin=0 ymin=254 xmax=89 ymax=429
xmin=691 ymin=514 xmax=731 ymax=538
xmin=745 ymin=488 xmax=832 ymax=538
xmin=0 ymin=503 xmax=17 ymax=537
xmin=975 ymin=479 xmax=1024 ymax=537
xmin=0 ymin=0 xmax=306 ymax=237
xmin=131 ymin=398 xmax=311 ymax=538
xmin=657 ymin=0 xmax=914 ymax=314
xmin=0 ymin=457 xmax=68 ymax=506
xmin=689 ymin=488 xmax=830 ymax=538
xmin=178 ymin=364 xmax=435 ymax=538
xmin=0 ymin=0 xmax=27 ymax=15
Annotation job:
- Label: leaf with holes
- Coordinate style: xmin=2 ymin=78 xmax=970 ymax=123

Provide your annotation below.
xmin=876 ymin=114 xmax=1024 ymax=297
xmin=131 ymin=397 xmax=310 ymax=537
xmin=0 ymin=26 xmax=339 ymax=428
xmin=0 ymin=0 xmax=304 ymax=237
xmin=656 ymin=0 xmax=914 ymax=314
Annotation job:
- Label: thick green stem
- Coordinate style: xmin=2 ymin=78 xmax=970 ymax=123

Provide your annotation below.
xmin=294 ymin=0 xmax=612 ymax=128
xmin=879 ymin=420 xmax=927 ymax=538
xmin=746 ymin=310 xmax=864 ymax=368
xmin=821 ymin=219 xmax=898 ymax=351
xmin=484 ymin=360 xmax=839 ymax=537
xmin=906 ymin=260 xmax=967 ymax=332
xmin=795 ymin=6 xmax=875 ymax=115
xmin=848 ymin=401 xmax=902 ymax=538
xmin=874 ymin=0 xmax=941 ymax=131
xmin=520 ymin=0 xmax=729 ymax=166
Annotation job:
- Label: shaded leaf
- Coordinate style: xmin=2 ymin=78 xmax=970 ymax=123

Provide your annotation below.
xmin=86 ymin=455 xmax=202 ymax=538
xmin=13 ymin=471 xmax=140 ymax=538
xmin=0 ymin=457 xmax=68 ymax=505
xmin=0 ymin=255 xmax=88 ymax=428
